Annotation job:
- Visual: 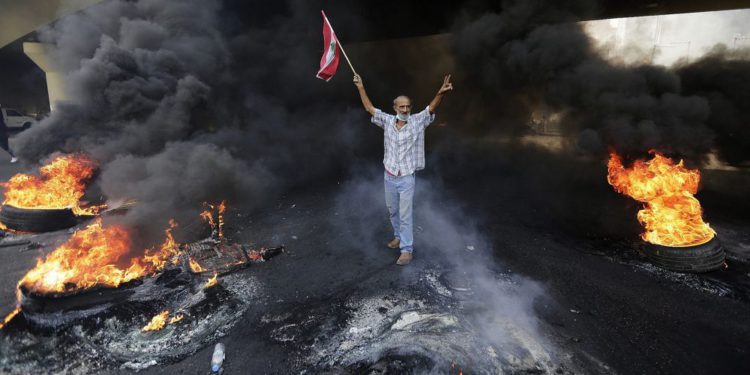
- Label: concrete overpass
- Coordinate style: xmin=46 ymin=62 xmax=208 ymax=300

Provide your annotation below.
xmin=5 ymin=0 xmax=750 ymax=49
xmin=0 ymin=0 xmax=103 ymax=49
xmin=0 ymin=0 xmax=102 ymax=110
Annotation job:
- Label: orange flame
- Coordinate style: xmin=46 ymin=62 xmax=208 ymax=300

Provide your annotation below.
xmin=607 ymin=151 xmax=715 ymax=247
xmin=1 ymin=154 xmax=102 ymax=215
xmin=0 ymin=307 xmax=21 ymax=330
xmin=201 ymin=200 xmax=226 ymax=240
xmin=169 ymin=314 xmax=184 ymax=324
xmin=450 ymin=361 xmax=463 ymax=375
xmin=218 ymin=201 xmax=225 ymax=240
xmin=204 ymin=273 xmax=218 ymax=288
xmin=0 ymin=289 xmax=23 ymax=330
xmin=19 ymin=218 xmax=181 ymax=294
xmin=142 ymin=219 xmax=180 ymax=270
xmin=200 ymin=210 xmax=214 ymax=228
xmin=142 ymin=310 xmax=170 ymax=332
xmin=188 ymin=257 xmax=205 ymax=273
xmin=142 ymin=310 xmax=184 ymax=332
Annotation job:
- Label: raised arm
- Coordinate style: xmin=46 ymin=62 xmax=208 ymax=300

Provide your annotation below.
xmin=353 ymin=74 xmax=376 ymax=116
xmin=428 ymin=74 xmax=454 ymax=114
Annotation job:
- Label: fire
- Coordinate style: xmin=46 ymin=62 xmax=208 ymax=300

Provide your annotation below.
xmin=199 ymin=210 xmax=214 ymax=227
xmin=450 ymin=361 xmax=463 ymax=375
xmin=0 ymin=289 xmax=23 ymax=330
xmin=142 ymin=310 xmax=184 ymax=332
xmin=142 ymin=310 xmax=170 ymax=332
xmin=19 ymin=218 xmax=181 ymax=294
xmin=201 ymin=201 xmax=226 ymax=240
xmin=142 ymin=219 xmax=180 ymax=270
xmin=204 ymin=273 xmax=218 ymax=288
xmin=0 ymin=307 xmax=21 ymax=330
xmin=607 ymin=151 xmax=716 ymax=247
xmin=217 ymin=201 xmax=225 ymax=239
xmin=2 ymin=154 xmax=102 ymax=215
xmin=189 ymin=257 xmax=205 ymax=273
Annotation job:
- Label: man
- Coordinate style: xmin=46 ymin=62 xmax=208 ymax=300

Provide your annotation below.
xmin=0 ymin=105 xmax=17 ymax=163
xmin=353 ymin=74 xmax=453 ymax=265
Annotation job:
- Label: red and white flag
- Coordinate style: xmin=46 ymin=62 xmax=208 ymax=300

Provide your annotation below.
xmin=316 ymin=10 xmax=340 ymax=81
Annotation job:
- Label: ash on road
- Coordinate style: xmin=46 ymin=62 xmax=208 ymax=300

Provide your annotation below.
xmin=0 ymin=144 xmax=748 ymax=374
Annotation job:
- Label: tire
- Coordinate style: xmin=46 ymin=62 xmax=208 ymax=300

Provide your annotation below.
xmin=19 ymin=268 xmax=192 ymax=329
xmin=641 ymin=237 xmax=725 ymax=273
xmin=22 ymin=122 xmax=31 ymax=130
xmin=0 ymin=204 xmax=77 ymax=232
xmin=20 ymin=281 xmax=139 ymax=315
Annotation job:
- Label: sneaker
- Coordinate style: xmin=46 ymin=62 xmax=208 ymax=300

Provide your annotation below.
xmin=9 ymin=157 xmax=17 ymax=163
xmin=396 ymin=252 xmax=413 ymax=265
xmin=387 ymin=238 xmax=400 ymax=249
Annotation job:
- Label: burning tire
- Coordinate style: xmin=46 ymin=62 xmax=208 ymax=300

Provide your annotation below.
xmin=641 ymin=237 xmax=725 ymax=273
xmin=0 ymin=205 xmax=77 ymax=232
xmin=18 ymin=269 xmax=193 ymax=329
xmin=19 ymin=280 xmax=141 ymax=326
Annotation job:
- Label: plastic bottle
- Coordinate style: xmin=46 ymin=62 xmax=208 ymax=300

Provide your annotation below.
xmin=211 ymin=342 xmax=225 ymax=373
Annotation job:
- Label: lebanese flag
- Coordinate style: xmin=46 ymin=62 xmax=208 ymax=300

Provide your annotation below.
xmin=316 ymin=11 xmax=340 ymax=81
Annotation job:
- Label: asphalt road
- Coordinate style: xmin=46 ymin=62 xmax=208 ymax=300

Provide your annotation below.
xmin=0 ymin=142 xmax=748 ymax=374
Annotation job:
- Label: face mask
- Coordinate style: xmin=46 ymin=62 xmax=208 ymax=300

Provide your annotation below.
xmin=396 ymin=112 xmax=410 ymax=122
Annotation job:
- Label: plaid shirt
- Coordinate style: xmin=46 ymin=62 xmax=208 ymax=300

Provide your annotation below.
xmin=371 ymin=106 xmax=435 ymax=175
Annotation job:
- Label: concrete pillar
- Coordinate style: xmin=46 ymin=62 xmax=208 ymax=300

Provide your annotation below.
xmin=0 ymin=0 xmax=104 ymax=49
xmin=23 ymin=42 xmax=68 ymax=111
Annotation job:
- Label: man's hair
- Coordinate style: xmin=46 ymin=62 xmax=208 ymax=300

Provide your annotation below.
xmin=393 ymin=95 xmax=411 ymax=105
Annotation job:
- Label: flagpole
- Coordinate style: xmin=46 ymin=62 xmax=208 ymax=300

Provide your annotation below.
xmin=322 ymin=11 xmax=357 ymax=76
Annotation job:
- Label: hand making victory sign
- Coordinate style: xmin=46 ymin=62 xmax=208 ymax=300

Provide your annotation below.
xmin=429 ymin=74 xmax=453 ymax=113
xmin=438 ymin=74 xmax=453 ymax=94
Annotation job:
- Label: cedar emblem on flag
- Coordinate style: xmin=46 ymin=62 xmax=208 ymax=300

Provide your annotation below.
xmin=316 ymin=10 xmax=340 ymax=81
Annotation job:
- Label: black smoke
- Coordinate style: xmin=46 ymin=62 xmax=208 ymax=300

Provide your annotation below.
xmin=13 ymin=0 xmax=378 ymax=243
xmin=450 ymin=0 xmax=747 ymax=166
xmin=676 ymin=45 xmax=750 ymax=166
xmin=9 ymin=0 xmax=750 ymax=245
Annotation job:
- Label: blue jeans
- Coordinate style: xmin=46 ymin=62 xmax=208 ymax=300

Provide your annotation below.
xmin=384 ymin=171 xmax=415 ymax=253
